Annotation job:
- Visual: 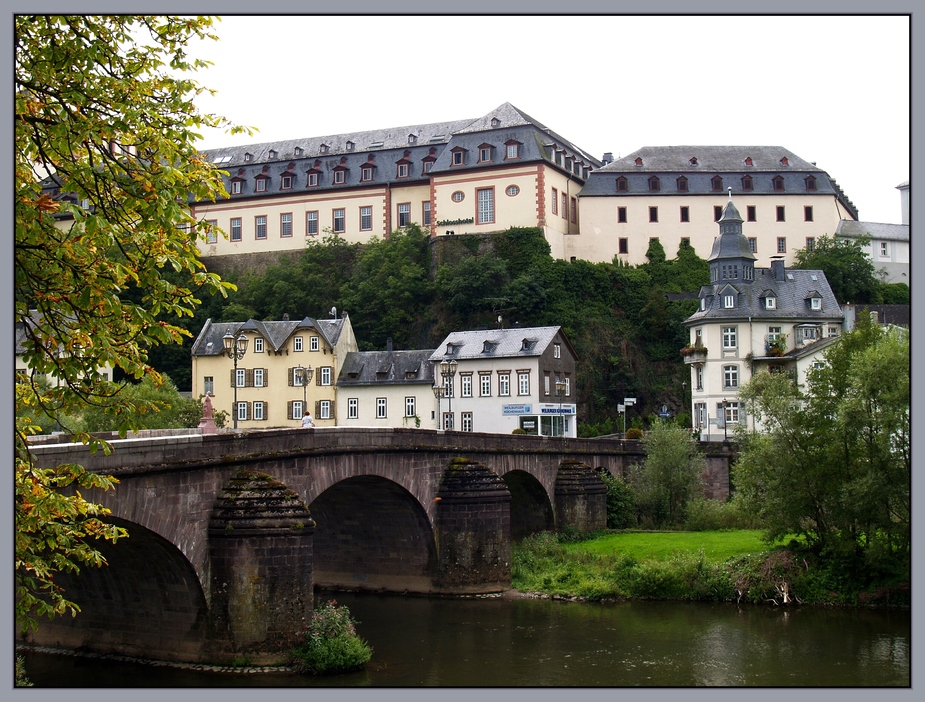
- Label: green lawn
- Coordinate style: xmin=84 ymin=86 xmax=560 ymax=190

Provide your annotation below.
xmin=564 ymin=530 xmax=776 ymax=563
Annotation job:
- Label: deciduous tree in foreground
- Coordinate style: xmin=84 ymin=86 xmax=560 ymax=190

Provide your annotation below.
xmin=14 ymin=15 xmax=247 ymax=631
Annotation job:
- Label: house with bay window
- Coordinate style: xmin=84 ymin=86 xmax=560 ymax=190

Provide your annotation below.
xmin=190 ymin=311 xmax=357 ymax=428
xmin=427 ymin=326 xmax=578 ymax=437
xmin=683 ymin=192 xmax=843 ymax=441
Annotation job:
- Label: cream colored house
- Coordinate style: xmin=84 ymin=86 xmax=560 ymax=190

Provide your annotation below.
xmin=336 ymin=347 xmax=437 ymax=429
xmin=190 ymin=312 xmax=357 ymax=428
xmin=683 ymin=195 xmax=843 ymax=441
xmin=191 ymin=103 xmax=600 ymax=267
xmin=576 ymin=146 xmax=859 ymax=268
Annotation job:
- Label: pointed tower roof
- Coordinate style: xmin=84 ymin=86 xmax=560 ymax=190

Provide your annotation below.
xmin=708 ymin=188 xmax=757 ymax=262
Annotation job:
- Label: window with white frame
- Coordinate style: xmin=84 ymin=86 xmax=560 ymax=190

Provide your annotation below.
xmin=231 ymin=180 xmax=242 ymax=194
xmin=828 ymin=326 xmax=840 ymax=338
xmin=281 ymin=213 xmax=293 ymax=237
xmin=236 ymin=402 xmax=248 ymax=422
xmin=307 ymin=172 xmax=318 ymax=187
xmin=310 ymin=336 xmax=320 ymax=351
xmin=230 ymin=217 xmax=242 ymax=241
xmin=880 ymin=242 xmax=889 ymax=257
xmin=723 ymin=365 xmax=739 ymax=388
xmin=397 ymin=163 xmax=409 ymax=178
xmin=347 ymin=398 xmax=358 ymax=419
xmin=766 ymin=296 xmax=776 ymax=310
xmin=518 ymin=372 xmax=530 ymax=395
xmin=553 ymin=343 xmax=561 ymax=358
xmin=423 ymin=201 xmax=431 ymax=226
xmin=810 ymin=297 xmax=822 ymax=310
xmin=307 ymin=211 xmax=319 ymax=236
xmin=722 ymin=326 xmax=737 ymax=348
xmin=724 ymin=401 xmax=740 ymax=423
xmin=204 ymin=376 xmax=214 ymax=395
xmin=480 ymin=374 xmax=491 ymax=397
xmin=506 ymin=143 xmax=520 ymax=159
xmin=398 ymin=203 xmax=411 ymax=227
xmin=694 ymin=402 xmax=706 ymax=428
xmin=253 ymin=368 xmax=265 ymax=387
xmin=319 ymin=400 xmax=331 ymax=419
xmin=333 ymin=209 xmax=345 ymax=233
xmin=376 ymin=398 xmax=387 ymax=419
xmin=462 ymin=412 xmax=473 ymax=432
xmin=294 ymin=336 xmax=303 ymax=352
xmin=255 ymin=215 xmax=267 ymax=239
xmin=320 ymin=367 xmax=332 ymax=385
xmin=360 ymin=206 xmax=372 ymax=231
xmin=292 ymin=400 xmax=303 ymax=419
xmin=544 ymin=373 xmax=550 ymax=396
xmin=205 ymin=219 xmax=218 ymax=244
xmin=236 ymin=368 xmax=246 ymax=388
xmin=695 ymin=365 xmax=703 ymax=391
xmin=499 ymin=373 xmax=510 ymax=396
xmin=723 ymin=294 xmax=735 ymax=309
xmin=254 ymin=337 xmax=264 ymax=353
xmin=253 ymin=401 xmax=265 ymax=421
xmin=477 ymin=188 xmax=495 ymax=224
xmin=405 ymin=396 xmax=416 ymax=418
xmin=461 ymin=374 xmax=472 ymax=398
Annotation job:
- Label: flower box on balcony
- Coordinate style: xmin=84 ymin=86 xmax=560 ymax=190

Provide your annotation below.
xmin=680 ymin=346 xmax=708 ymax=364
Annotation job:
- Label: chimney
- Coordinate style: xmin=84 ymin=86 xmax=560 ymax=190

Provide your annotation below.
xmin=770 ymin=257 xmax=785 ymax=281
xmin=602 ymin=152 xmax=614 ymax=164
xmin=386 ymin=337 xmax=393 ymax=352
xmin=282 ymin=313 xmax=289 ymax=321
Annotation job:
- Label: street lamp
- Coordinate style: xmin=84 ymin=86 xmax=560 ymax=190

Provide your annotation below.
xmin=721 ymin=398 xmax=730 ymax=442
xmin=432 ymin=383 xmax=446 ymax=430
xmin=555 ymin=378 xmax=567 ymax=437
xmin=223 ymin=330 xmax=248 ymax=429
xmin=622 ymin=397 xmax=636 ymax=436
xmin=294 ymin=364 xmax=314 ymax=419
xmin=439 ymin=359 xmax=458 ymax=430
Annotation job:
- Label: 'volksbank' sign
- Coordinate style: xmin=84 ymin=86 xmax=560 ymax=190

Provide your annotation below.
xmin=502 ymin=404 xmax=532 ymax=415
xmin=541 ymin=405 xmax=576 ymax=415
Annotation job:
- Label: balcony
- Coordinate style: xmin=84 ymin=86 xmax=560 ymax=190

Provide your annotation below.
xmin=680 ymin=345 xmax=708 ymax=365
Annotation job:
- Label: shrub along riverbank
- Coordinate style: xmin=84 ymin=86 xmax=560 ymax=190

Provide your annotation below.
xmin=511 ymin=530 xmax=910 ymax=607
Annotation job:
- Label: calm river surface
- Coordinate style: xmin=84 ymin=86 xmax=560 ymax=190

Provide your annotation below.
xmin=20 ymin=591 xmax=910 ymax=687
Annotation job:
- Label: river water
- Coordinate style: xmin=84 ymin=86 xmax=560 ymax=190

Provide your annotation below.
xmin=20 ymin=591 xmax=910 ymax=687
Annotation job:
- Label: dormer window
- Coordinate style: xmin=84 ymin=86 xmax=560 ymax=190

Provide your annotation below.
xmin=648 ymin=176 xmax=661 ymax=192
xmin=280 ymin=174 xmax=292 ymax=190
xmin=294 ymin=146 xmax=303 ymax=156
xmin=397 ymin=163 xmax=410 ymax=178
xmin=230 ymin=179 xmax=243 ymax=194
xmin=445 ymin=342 xmax=460 ymax=356
xmin=268 ymin=149 xmax=277 ymax=159
xmin=809 ymin=296 xmax=822 ymax=310
xmin=244 ymin=152 xmax=252 ymax=162
xmin=408 ymin=134 xmax=417 ymax=144
xmin=478 ymin=144 xmax=494 ymax=163
xmin=320 ymin=143 xmax=329 ymax=154
xmin=505 ymin=140 xmax=522 ymax=160
xmin=307 ymin=171 xmax=319 ymax=187
xmin=255 ymin=176 xmax=268 ymax=192
xmin=333 ymin=170 xmax=346 ymax=184
xmin=711 ymin=176 xmax=724 ymax=192
xmin=520 ymin=338 xmax=537 ymax=352
xmin=482 ymin=340 xmax=498 ymax=354
xmin=677 ymin=176 xmax=688 ymax=192
xmin=744 ymin=156 xmax=753 ymax=166
xmin=773 ymin=175 xmax=785 ymax=191
xmin=765 ymin=296 xmax=777 ymax=310
xmin=723 ymin=294 xmax=735 ymax=309
xmin=634 ymin=157 xmax=643 ymax=166
xmin=742 ymin=175 xmax=754 ymax=191
xmin=346 ymin=141 xmax=355 ymax=152
xmin=451 ymin=148 xmax=466 ymax=166
xmin=361 ymin=166 xmax=373 ymax=182
xmin=491 ymin=117 xmax=501 ymax=128
xmin=805 ymin=175 xmax=817 ymax=191
xmin=780 ymin=157 xmax=789 ymax=166
xmin=616 ymin=176 xmax=628 ymax=192
xmin=689 ymin=157 xmax=698 ymax=166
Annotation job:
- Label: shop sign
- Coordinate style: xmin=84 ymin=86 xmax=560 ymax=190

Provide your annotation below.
xmin=503 ymin=404 xmax=532 ymax=415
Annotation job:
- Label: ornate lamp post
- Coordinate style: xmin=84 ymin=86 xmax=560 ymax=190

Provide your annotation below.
xmin=432 ymin=383 xmax=446 ymax=430
xmin=294 ymin=364 xmax=314 ymax=418
xmin=222 ymin=330 xmax=248 ymax=429
xmin=555 ymin=378 xmax=567 ymax=437
xmin=439 ymin=359 xmax=458 ymax=430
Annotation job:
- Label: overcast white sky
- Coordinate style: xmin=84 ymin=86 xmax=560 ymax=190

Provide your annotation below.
xmin=191 ymin=14 xmax=909 ymax=225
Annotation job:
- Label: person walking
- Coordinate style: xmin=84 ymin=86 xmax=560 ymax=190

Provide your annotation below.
xmin=301 ymin=410 xmax=315 ymax=428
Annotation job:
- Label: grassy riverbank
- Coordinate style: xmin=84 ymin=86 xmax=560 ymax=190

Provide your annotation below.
xmin=511 ymin=530 xmax=910 ymax=606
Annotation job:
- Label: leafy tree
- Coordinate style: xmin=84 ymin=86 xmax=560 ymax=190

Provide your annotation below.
xmin=878 ymin=282 xmax=910 ymax=304
xmin=75 ymin=375 xmax=203 ymax=433
xmin=792 ymin=234 xmax=880 ymax=304
xmin=630 ymin=420 xmax=705 ymax=526
xmin=734 ymin=315 xmax=910 ymax=576
xmin=15 ymin=15 xmax=245 ymax=631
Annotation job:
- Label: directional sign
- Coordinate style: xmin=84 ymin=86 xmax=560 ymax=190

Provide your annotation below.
xmin=624 ymin=397 xmax=636 ymax=405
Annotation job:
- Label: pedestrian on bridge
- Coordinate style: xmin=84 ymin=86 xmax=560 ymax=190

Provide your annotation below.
xmin=301 ymin=411 xmax=315 ymax=428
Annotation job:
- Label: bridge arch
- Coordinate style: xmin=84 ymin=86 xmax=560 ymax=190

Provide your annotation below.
xmin=500 ymin=469 xmax=555 ymax=540
xmin=22 ymin=517 xmax=208 ymax=663
xmin=309 ymin=475 xmax=437 ymax=593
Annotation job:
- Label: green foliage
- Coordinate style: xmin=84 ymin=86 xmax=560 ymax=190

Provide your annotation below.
xmin=877 ymin=282 xmax=910 ymax=304
xmin=72 ymin=375 xmax=202 ymax=433
xmin=598 ymin=471 xmax=637 ymax=529
xmin=793 ymin=234 xmax=880 ymax=303
xmin=15 ymin=656 xmax=32 ymax=687
xmin=682 ymin=495 xmax=759 ymax=531
xmin=290 ymin=600 xmax=372 ymax=675
xmin=14 ymin=15 xmax=246 ymax=632
xmin=734 ymin=314 xmax=910 ymax=579
xmin=625 ymin=427 xmax=644 ymax=440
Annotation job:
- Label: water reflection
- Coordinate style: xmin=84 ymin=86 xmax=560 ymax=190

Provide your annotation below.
xmin=20 ymin=591 xmax=910 ymax=687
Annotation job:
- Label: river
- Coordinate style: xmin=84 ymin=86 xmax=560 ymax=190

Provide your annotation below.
xmin=19 ymin=590 xmax=910 ymax=687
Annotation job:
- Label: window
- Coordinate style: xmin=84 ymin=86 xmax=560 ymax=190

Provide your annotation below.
xmin=480 ymin=374 xmax=491 ymax=396
xmin=348 ymin=398 xmax=358 ymax=419
xmin=880 ymin=241 xmax=889 ymax=257
xmin=805 ymin=236 xmax=815 ymax=252
xmin=333 ymin=209 xmax=345 ymax=233
xmin=477 ymin=188 xmax=494 ymax=224
xmin=405 ymin=396 xmax=416 ymax=418
xmin=811 ymin=297 xmax=822 ymax=310
xmin=360 ymin=206 xmax=372 ymax=231
xmin=253 ymin=368 xmax=265 ymax=387
xmin=230 ymin=217 xmax=242 ymax=241
xmin=773 ymin=175 xmax=785 ymax=191
xmin=307 ymin=211 xmax=319 ymax=236
xmin=518 ymin=372 xmax=530 ymax=396
xmin=618 ymin=238 xmax=628 ymax=254
xmin=443 ymin=412 xmax=454 ymax=430
xmin=461 ymin=374 xmax=472 ymax=397
xmin=722 ymin=326 xmax=737 ymax=348
xmin=334 ymin=170 xmax=345 ymax=184
xmin=805 ymin=175 xmax=817 ymax=191
xmin=280 ymin=213 xmax=293 ymax=237
xmin=616 ymin=177 xmax=628 ymax=192
xmin=291 ymin=400 xmax=303 ymax=420
xmin=570 ymin=197 xmax=577 ymax=223
xmin=204 ymin=376 xmax=214 ymax=395
xmin=310 ymin=336 xmax=319 ymax=351
xmin=231 ymin=180 xmax=242 ymax=195
xmin=714 ymin=205 xmax=723 ymax=222
xmin=551 ymin=188 xmax=558 ymax=215
xmin=255 ymin=215 xmax=267 ymax=239
xmin=253 ymin=401 xmax=265 ymax=421
xmin=723 ymin=294 xmax=734 ymax=309
xmin=804 ymin=206 xmax=813 ymax=222
xmin=307 ymin=172 xmax=319 ymax=187
xmin=553 ymin=343 xmax=561 ymax=359
xmin=742 ymin=175 xmax=754 ymax=191
xmin=723 ymin=401 xmax=740 ymax=423
xmin=766 ymin=296 xmax=776 ymax=310
xmin=506 ymin=143 xmax=520 ymax=159
xmin=776 ymin=206 xmax=785 ymax=222
xmin=748 ymin=237 xmax=757 ymax=253
xmin=236 ymin=368 xmax=246 ymax=388
xmin=499 ymin=373 xmax=510 ymax=396
xmin=506 ymin=185 xmax=520 ymax=197
xmin=828 ymin=326 xmax=840 ymax=338
xmin=320 ymin=366 xmax=332 ymax=385
xmin=361 ymin=166 xmax=373 ymax=182
xmin=479 ymin=146 xmax=493 ymax=163
xmin=254 ymin=338 xmax=264 ymax=353
xmin=680 ymin=206 xmax=690 ymax=222
xmin=768 ymin=326 xmax=782 ymax=341
xmin=723 ymin=365 xmax=739 ymax=388
xmin=452 ymin=150 xmax=465 ymax=166
xmin=677 ymin=176 xmax=688 ymax=192
xmin=618 ymin=207 xmax=627 ymax=223
xmin=376 ymin=398 xmax=387 ymax=419
xmin=423 ymin=201 xmax=431 ymax=226
xmin=319 ymin=400 xmax=332 ymax=419
xmin=462 ymin=412 xmax=473 ymax=432
xmin=204 ymin=219 xmax=218 ymax=244
xmin=648 ymin=176 xmax=660 ymax=192
xmin=423 ymin=160 xmax=434 ymax=174
xmin=281 ymin=175 xmax=292 ymax=190
xmin=256 ymin=178 xmax=267 ymax=192
xmin=398 ymin=203 xmax=411 ymax=227
xmin=649 ymin=206 xmax=658 ymax=223
xmin=711 ymin=176 xmax=723 ymax=192
xmin=747 ymin=205 xmax=756 ymax=222
xmin=452 ymin=191 xmax=465 ymax=202
xmin=397 ymin=163 xmax=409 ymax=178
xmin=777 ymin=237 xmax=787 ymax=253
xmin=695 ymin=366 xmax=703 ymax=391
xmin=544 ymin=373 xmax=550 ymax=396
xmin=236 ymin=402 xmax=248 ymax=422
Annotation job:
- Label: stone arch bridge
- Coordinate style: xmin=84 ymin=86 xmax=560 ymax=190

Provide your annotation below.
xmin=22 ymin=427 xmax=733 ymax=665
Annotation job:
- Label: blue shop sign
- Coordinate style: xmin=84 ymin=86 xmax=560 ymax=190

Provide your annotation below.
xmin=503 ymin=404 xmax=532 ymax=415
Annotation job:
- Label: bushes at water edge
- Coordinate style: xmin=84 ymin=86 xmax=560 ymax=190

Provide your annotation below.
xmin=290 ymin=600 xmax=372 ymax=675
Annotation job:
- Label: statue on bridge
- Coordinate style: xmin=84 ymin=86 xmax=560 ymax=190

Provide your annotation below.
xmin=198 ymin=393 xmax=218 ymax=435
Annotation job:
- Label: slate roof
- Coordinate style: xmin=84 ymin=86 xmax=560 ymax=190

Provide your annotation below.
xmin=190 ymin=315 xmax=347 ymax=357
xmin=594 ymin=145 xmax=821 ymax=173
xmin=337 ymin=349 xmax=437 ymax=386
xmin=429 ymin=326 xmax=568 ymax=362
xmin=836 ymin=220 xmax=909 ymax=242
